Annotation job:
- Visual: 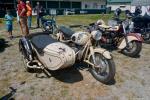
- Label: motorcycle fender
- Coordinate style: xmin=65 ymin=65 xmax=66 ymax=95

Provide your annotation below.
xmin=88 ymin=48 xmax=112 ymax=60
xmin=118 ymin=36 xmax=140 ymax=49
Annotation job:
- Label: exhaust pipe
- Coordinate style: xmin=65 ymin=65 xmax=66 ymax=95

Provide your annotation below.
xmin=26 ymin=60 xmax=51 ymax=77
xmin=27 ymin=60 xmax=41 ymax=69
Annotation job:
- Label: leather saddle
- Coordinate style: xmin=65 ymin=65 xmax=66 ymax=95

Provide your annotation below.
xmin=29 ymin=32 xmax=57 ymax=53
xmin=58 ymin=26 xmax=75 ymax=38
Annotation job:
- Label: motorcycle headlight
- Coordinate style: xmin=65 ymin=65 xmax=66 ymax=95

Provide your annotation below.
xmin=91 ymin=30 xmax=102 ymax=41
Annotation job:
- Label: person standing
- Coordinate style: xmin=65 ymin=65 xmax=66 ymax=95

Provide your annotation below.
xmin=18 ymin=0 xmax=29 ymax=36
xmin=26 ymin=1 xmax=32 ymax=29
xmin=34 ymin=2 xmax=44 ymax=28
xmin=4 ymin=10 xmax=14 ymax=39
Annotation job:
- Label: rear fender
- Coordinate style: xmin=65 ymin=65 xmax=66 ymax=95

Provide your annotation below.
xmin=88 ymin=48 xmax=112 ymax=60
xmin=118 ymin=34 xmax=142 ymax=49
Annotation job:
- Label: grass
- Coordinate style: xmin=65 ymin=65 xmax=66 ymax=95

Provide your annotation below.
xmin=0 ymin=13 xmax=126 ymax=28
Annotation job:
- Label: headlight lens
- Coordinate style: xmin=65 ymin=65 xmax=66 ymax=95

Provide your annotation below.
xmin=91 ymin=30 xmax=102 ymax=41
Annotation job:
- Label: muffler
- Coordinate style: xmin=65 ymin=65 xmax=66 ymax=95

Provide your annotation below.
xmin=26 ymin=60 xmax=51 ymax=77
xmin=27 ymin=60 xmax=41 ymax=69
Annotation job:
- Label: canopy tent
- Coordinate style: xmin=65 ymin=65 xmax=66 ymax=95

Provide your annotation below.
xmin=131 ymin=0 xmax=150 ymax=6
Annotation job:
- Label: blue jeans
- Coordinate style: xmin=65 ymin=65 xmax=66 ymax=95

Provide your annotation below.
xmin=6 ymin=24 xmax=13 ymax=32
xmin=27 ymin=16 xmax=32 ymax=28
xmin=37 ymin=16 xmax=42 ymax=28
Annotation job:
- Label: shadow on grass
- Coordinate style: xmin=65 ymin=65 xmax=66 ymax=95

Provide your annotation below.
xmin=49 ymin=66 xmax=84 ymax=84
xmin=26 ymin=62 xmax=86 ymax=84
xmin=0 ymin=38 xmax=11 ymax=53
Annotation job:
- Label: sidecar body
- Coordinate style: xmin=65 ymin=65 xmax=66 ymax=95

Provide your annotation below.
xmin=20 ymin=32 xmax=75 ymax=70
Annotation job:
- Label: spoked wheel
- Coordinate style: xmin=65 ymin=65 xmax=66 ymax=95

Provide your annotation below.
xmin=89 ymin=53 xmax=115 ymax=84
xmin=19 ymin=40 xmax=33 ymax=72
xmin=122 ymin=41 xmax=142 ymax=57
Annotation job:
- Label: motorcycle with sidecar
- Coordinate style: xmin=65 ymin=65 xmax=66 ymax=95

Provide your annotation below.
xmin=19 ymin=30 xmax=115 ymax=84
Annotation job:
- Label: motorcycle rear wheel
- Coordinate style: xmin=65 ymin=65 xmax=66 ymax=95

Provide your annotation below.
xmin=122 ymin=41 xmax=142 ymax=57
xmin=89 ymin=53 xmax=115 ymax=84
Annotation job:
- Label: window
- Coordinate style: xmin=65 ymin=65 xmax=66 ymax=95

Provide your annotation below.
xmin=47 ymin=1 xmax=59 ymax=8
xmin=72 ymin=2 xmax=81 ymax=9
xmin=85 ymin=4 xmax=90 ymax=9
xmin=60 ymin=1 xmax=71 ymax=8
xmin=85 ymin=4 xmax=88 ymax=8
xmin=101 ymin=5 xmax=106 ymax=9
xmin=120 ymin=5 xmax=126 ymax=8
xmin=93 ymin=3 xmax=98 ymax=9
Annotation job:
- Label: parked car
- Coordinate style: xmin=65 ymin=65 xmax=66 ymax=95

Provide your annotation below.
xmin=64 ymin=9 xmax=75 ymax=15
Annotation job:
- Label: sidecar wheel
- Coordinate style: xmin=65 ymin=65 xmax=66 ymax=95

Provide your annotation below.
xmin=19 ymin=39 xmax=33 ymax=72
xmin=122 ymin=41 xmax=142 ymax=57
xmin=89 ymin=53 xmax=115 ymax=84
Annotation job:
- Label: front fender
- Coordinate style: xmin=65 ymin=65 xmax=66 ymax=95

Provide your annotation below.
xmin=88 ymin=48 xmax=112 ymax=60
xmin=118 ymin=35 xmax=142 ymax=49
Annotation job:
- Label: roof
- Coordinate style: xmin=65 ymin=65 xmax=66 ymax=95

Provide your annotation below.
xmin=131 ymin=0 xmax=150 ymax=6
xmin=107 ymin=0 xmax=131 ymax=3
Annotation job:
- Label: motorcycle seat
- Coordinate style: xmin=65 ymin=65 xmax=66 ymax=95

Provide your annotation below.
xmin=31 ymin=34 xmax=57 ymax=53
xmin=58 ymin=26 xmax=75 ymax=38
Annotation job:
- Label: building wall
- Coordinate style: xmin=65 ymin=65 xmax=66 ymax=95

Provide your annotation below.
xmin=107 ymin=4 xmax=131 ymax=11
xmin=31 ymin=0 xmax=106 ymax=9
xmin=81 ymin=0 xmax=106 ymax=9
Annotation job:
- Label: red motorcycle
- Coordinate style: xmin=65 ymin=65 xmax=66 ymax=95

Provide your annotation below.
xmin=88 ymin=19 xmax=143 ymax=57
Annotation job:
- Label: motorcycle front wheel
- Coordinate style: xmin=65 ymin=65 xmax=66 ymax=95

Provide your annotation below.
xmin=89 ymin=53 xmax=115 ymax=84
xmin=122 ymin=41 xmax=142 ymax=57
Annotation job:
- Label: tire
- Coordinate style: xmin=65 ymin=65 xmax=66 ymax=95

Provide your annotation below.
xmin=89 ymin=53 xmax=116 ymax=84
xmin=19 ymin=39 xmax=33 ymax=72
xmin=122 ymin=41 xmax=142 ymax=57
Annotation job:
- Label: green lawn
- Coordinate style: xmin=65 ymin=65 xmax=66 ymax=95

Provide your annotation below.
xmin=0 ymin=13 xmax=126 ymax=26
xmin=0 ymin=13 xmax=126 ymax=34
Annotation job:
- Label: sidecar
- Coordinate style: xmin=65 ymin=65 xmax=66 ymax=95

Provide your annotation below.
xmin=19 ymin=32 xmax=75 ymax=70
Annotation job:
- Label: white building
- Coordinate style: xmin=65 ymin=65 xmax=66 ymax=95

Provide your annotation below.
xmin=31 ymin=0 xmax=106 ymax=14
xmin=107 ymin=0 xmax=131 ymax=11
xmin=31 ymin=0 xmax=106 ymax=10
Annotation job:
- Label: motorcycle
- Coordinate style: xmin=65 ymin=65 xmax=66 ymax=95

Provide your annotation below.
xmin=55 ymin=25 xmax=116 ymax=83
xmin=41 ymin=15 xmax=57 ymax=33
xmin=19 ymin=30 xmax=115 ymax=84
xmin=91 ymin=19 xmax=143 ymax=57
xmin=126 ymin=11 xmax=150 ymax=43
